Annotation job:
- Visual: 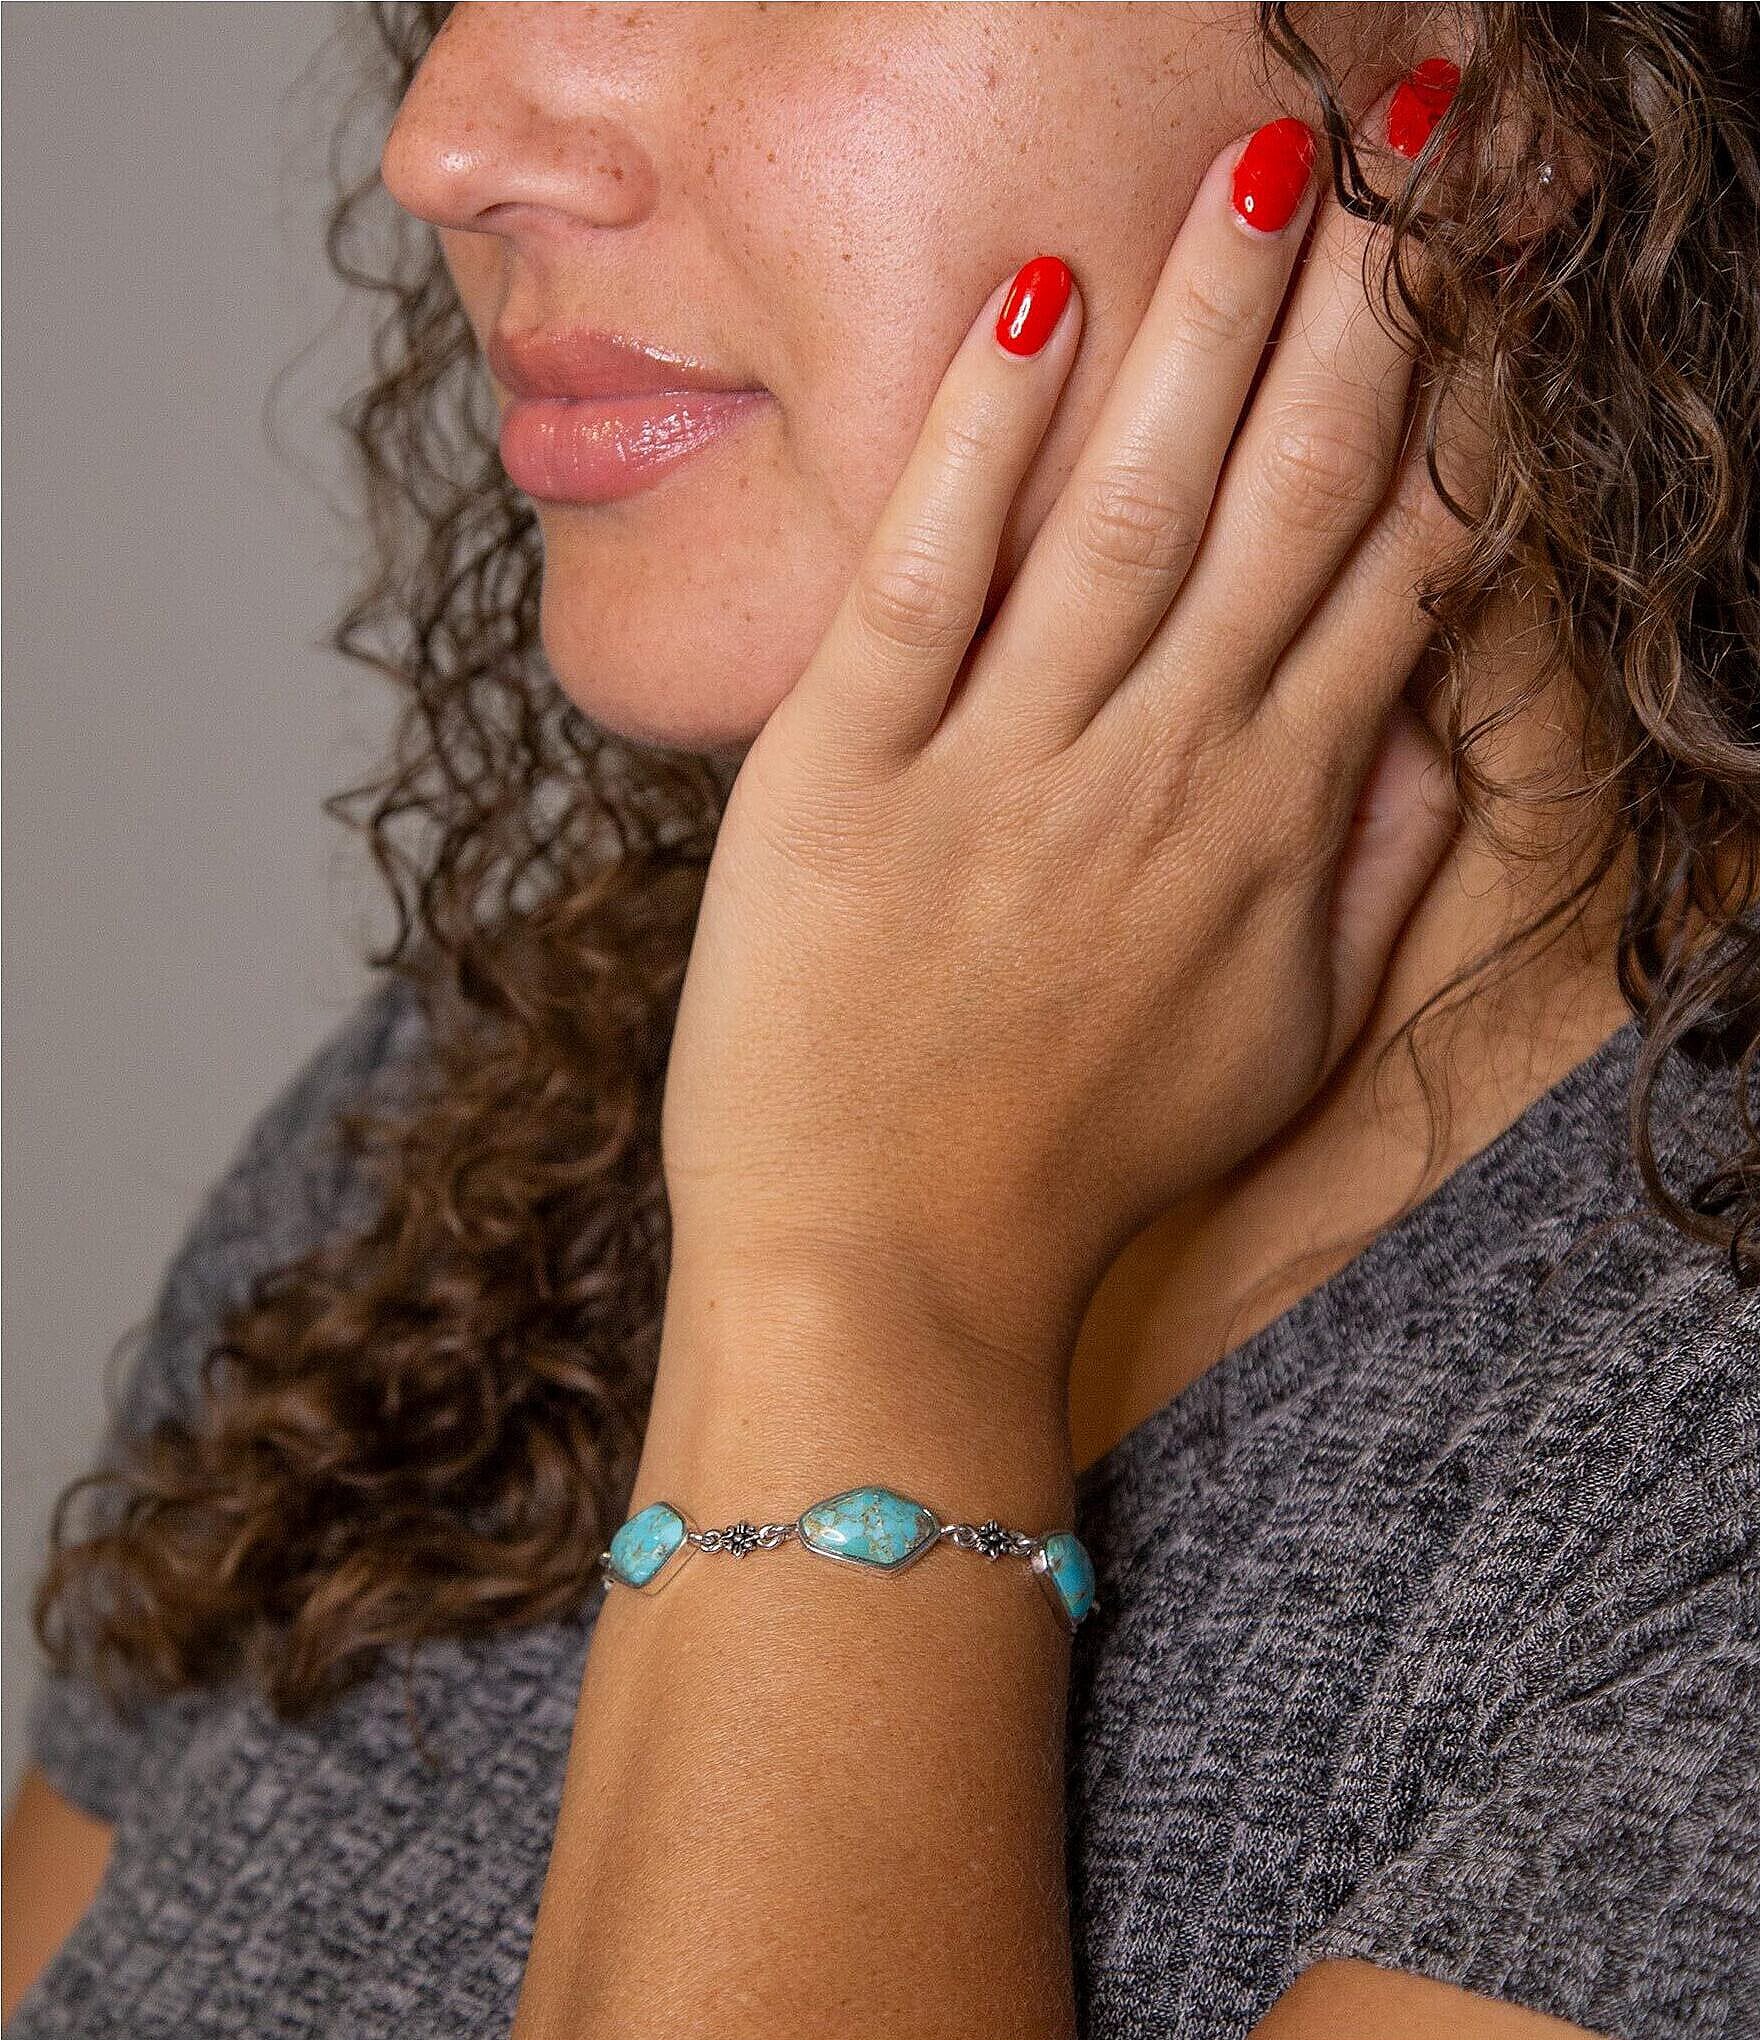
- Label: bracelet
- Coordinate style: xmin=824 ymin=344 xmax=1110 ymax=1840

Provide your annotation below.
xmin=598 ymin=1484 xmax=1097 ymax=1631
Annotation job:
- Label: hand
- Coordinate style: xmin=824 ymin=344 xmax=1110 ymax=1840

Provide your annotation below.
xmin=661 ymin=111 xmax=1465 ymax=1386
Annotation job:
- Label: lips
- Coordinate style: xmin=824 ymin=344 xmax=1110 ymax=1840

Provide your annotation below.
xmin=487 ymin=325 xmax=770 ymax=504
xmin=486 ymin=324 xmax=760 ymax=401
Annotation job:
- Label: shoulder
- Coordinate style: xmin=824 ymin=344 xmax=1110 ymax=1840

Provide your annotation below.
xmin=1296 ymin=1231 xmax=1760 ymax=2036
xmin=1401 ymin=1015 xmax=1759 ymax=1593
xmin=24 ymin=976 xmax=434 ymax=1826
xmin=200 ymin=966 xmax=428 ymax=1216
xmin=1375 ymin=1182 xmax=1759 ymax=1714
xmin=1491 ymin=1200 xmax=1756 ymax=1590
xmin=1519 ymin=1237 xmax=1757 ymax=1712
xmin=113 ymin=970 xmax=431 ymax=1442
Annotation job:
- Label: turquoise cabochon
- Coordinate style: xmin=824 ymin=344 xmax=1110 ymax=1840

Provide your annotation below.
xmin=607 ymin=1500 xmax=689 ymax=1587
xmin=796 ymin=1487 xmax=939 ymax=1569
xmin=1038 ymin=1531 xmax=1096 ymax=1625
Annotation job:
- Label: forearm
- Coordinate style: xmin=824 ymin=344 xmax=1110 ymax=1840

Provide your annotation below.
xmin=511 ymin=1246 xmax=1080 ymax=2040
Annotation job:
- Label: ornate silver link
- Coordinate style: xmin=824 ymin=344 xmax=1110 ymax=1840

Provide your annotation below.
xmin=939 ymin=1519 xmax=1039 ymax=1561
xmin=689 ymin=1520 xmax=797 ymax=1556
xmin=685 ymin=1517 xmax=1042 ymax=1562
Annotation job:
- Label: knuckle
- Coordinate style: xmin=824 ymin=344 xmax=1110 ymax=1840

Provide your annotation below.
xmin=1364 ymin=478 xmax=1431 ymax=562
xmin=1170 ymin=266 xmax=1263 ymax=357
xmin=852 ymin=542 xmax=973 ymax=657
xmin=1289 ymin=762 xmax=1351 ymax=857
xmin=1393 ymin=457 xmax=1469 ymax=562
xmin=1063 ymin=465 xmax=1201 ymax=597
xmin=1257 ymin=414 xmax=1384 ymax=535
xmin=1122 ymin=739 xmax=1202 ymax=845
xmin=934 ymin=402 xmax=1007 ymax=477
xmin=1265 ymin=709 xmax=1353 ymax=854
xmin=1356 ymin=459 xmax=1469 ymax=588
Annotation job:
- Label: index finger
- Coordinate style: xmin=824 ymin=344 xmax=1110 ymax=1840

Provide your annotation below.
xmin=782 ymin=258 xmax=1084 ymax=781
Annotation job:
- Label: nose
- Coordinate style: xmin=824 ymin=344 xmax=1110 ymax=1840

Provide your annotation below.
xmin=380 ymin=1 xmax=658 ymax=239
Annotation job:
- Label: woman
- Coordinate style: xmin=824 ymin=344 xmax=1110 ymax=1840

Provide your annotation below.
xmin=4 ymin=3 xmax=1756 ymax=2035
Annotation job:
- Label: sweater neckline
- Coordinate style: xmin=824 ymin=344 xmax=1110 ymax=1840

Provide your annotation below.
xmin=1072 ymin=1006 xmax=1721 ymax=1517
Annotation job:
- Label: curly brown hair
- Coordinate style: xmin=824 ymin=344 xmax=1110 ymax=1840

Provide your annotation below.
xmin=33 ymin=0 xmax=1760 ymax=1728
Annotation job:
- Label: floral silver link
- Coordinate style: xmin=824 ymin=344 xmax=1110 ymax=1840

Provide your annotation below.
xmin=689 ymin=1520 xmax=798 ymax=1557
xmin=939 ymin=1518 xmax=1039 ymax=1561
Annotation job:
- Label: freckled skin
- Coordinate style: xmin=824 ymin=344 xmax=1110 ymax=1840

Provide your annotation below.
xmin=381 ymin=3 xmax=1407 ymax=755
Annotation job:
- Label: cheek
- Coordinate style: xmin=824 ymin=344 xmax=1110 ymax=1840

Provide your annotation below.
xmin=754 ymin=17 xmax=1268 ymax=587
xmin=731 ymin=58 xmax=996 ymax=554
xmin=536 ymin=59 xmax=981 ymax=752
xmin=533 ymin=10 xmax=1265 ymax=755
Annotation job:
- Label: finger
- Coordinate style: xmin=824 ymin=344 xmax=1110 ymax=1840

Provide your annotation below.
xmin=1260 ymin=399 xmax=1474 ymax=788
xmin=938 ymin=120 xmax=1318 ymax=758
xmin=1321 ymin=697 xmax=1457 ymax=1070
xmin=784 ymin=258 xmax=1082 ymax=780
xmin=1123 ymin=75 xmax=1445 ymax=732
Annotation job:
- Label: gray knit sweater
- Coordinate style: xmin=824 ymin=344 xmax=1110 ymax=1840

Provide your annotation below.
xmin=12 ymin=976 xmax=1759 ymax=2038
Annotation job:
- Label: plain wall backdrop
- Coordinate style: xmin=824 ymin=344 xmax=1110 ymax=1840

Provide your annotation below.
xmin=4 ymin=3 xmax=399 ymax=1801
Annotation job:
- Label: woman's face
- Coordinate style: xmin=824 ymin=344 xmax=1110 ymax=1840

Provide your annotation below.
xmin=382 ymin=2 xmax=1412 ymax=755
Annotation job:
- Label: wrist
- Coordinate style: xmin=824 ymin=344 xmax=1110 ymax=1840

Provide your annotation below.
xmin=640 ymin=1240 xmax=1078 ymax=1530
xmin=662 ymin=1217 xmax=1088 ymax=1394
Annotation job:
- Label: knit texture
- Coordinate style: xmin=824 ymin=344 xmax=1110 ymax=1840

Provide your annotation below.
xmin=14 ymin=975 xmax=1759 ymax=2038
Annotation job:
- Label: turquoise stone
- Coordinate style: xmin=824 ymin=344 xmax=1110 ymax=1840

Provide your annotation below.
xmin=608 ymin=1501 xmax=688 ymax=1587
xmin=797 ymin=1486 xmax=937 ymax=1570
xmin=1039 ymin=1532 xmax=1096 ymax=1625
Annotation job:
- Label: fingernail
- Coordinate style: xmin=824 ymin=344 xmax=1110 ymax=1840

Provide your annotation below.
xmin=1229 ymin=118 xmax=1317 ymax=235
xmin=996 ymin=255 xmax=1074 ymax=357
xmin=1386 ymin=57 xmax=1460 ymax=159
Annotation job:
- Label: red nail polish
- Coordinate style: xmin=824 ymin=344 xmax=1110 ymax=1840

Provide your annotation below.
xmin=1229 ymin=118 xmax=1317 ymax=234
xmin=996 ymin=255 xmax=1073 ymax=357
xmin=1386 ymin=57 xmax=1460 ymax=159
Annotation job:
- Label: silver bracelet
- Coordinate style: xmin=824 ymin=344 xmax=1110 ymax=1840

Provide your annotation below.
xmin=598 ymin=1484 xmax=1097 ymax=1631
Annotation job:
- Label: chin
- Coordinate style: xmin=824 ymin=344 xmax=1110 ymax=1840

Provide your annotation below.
xmin=534 ymin=519 xmax=833 ymax=759
xmin=540 ymin=611 xmax=775 ymax=758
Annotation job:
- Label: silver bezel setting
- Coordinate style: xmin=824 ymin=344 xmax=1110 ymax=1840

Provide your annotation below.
xmin=1029 ymin=1539 xmax=1081 ymax=1633
xmin=600 ymin=1500 xmax=700 ymax=1596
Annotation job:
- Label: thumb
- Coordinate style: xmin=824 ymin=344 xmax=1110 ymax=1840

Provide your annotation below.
xmin=1323 ymin=697 xmax=1457 ymax=1068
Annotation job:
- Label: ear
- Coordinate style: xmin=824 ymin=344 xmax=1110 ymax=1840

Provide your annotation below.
xmin=1366 ymin=43 xmax=1595 ymax=248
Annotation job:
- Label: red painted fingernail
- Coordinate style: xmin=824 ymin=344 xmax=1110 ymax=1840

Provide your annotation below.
xmin=996 ymin=255 xmax=1073 ymax=357
xmin=1229 ymin=118 xmax=1317 ymax=234
xmin=1386 ymin=58 xmax=1460 ymax=159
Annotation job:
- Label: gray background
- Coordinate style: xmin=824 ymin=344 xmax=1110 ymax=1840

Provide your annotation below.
xmin=4 ymin=3 xmax=400 ymax=1802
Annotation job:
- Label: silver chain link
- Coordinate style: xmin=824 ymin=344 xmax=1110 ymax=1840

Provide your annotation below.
xmin=938 ymin=1519 xmax=1039 ymax=1560
xmin=689 ymin=1520 xmax=798 ymax=1556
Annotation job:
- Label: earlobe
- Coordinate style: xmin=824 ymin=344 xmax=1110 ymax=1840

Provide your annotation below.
xmin=1370 ymin=46 xmax=1592 ymax=248
xmin=1497 ymin=131 xmax=1593 ymax=245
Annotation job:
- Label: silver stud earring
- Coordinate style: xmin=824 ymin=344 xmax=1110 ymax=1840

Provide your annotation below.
xmin=1536 ymin=160 xmax=1556 ymax=189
